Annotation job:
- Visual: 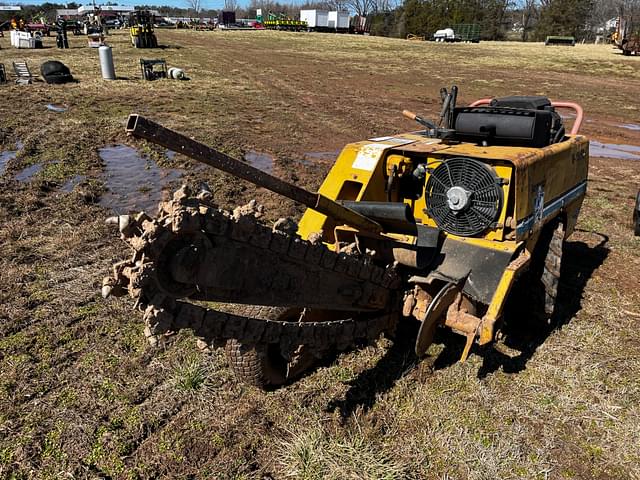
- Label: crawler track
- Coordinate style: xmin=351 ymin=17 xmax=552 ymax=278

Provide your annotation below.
xmin=104 ymin=186 xmax=401 ymax=360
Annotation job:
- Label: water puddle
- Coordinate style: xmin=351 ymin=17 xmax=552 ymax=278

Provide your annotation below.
xmin=244 ymin=151 xmax=274 ymax=174
xmin=590 ymin=140 xmax=640 ymax=160
xmin=99 ymin=144 xmax=184 ymax=213
xmin=46 ymin=103 xmax=68 ymax=113
xmin=619 ymin=123 xmax=640 ymax=131
xmin=15 ymin=163 xmax=43 ymax=182
xmin=302 ymin=151 xmax=339 ymax=165
xmin=0 ymin=141 xmax=24 ymax=176
xmin=61 ymin=174 xmax=86 ymax=192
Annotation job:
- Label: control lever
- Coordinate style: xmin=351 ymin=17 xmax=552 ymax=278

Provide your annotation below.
xmin=402 ymin=109 xmax=455 ymax=140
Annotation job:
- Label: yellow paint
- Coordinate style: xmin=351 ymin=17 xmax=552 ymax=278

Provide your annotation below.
xmin=478 ymin=251 xmax=530 ymax=344
xmin=299 ymin=133 xmax=586 ymax=253
xmin=297 ymin=130 xmax=588 ymax=348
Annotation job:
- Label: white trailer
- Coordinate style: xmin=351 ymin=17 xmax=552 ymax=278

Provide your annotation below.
xmin=300 ymin=9 xmax=329 ymax=29
xmin=328 ymin=11 xmax=349 ymax=30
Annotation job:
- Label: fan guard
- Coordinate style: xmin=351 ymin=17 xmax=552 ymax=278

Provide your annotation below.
xmin=425 ymin=157 xmax=503 ymax=237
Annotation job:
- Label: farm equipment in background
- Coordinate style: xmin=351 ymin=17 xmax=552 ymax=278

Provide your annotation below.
xmin=453 ymin=23 xmax=480 ymax=42
xmin=140 ymin=59 xmax=166 ymax=80
xmin=433 ymin=28 xmax=457 ymax=42
xmin=57 ymin=19 xmax=82 ymax=36
xmin=130 ymin=10 xmax=158 ymax=48
xmin=263 ymin=11 xmax=306 ymax=31
xmin=104 ymin=88 xmax=589 ymax=388
xmin=613 ymin=15 xmax=640 ymax=55
xmin=219 ymin=11 xmax=236 ymax=27
xmin=350 ymin=15 xmax=370 ymax=34
xmin=434 ymin=24 xmax=480 ymax=42
xmin=545 ymin=36 xmax=575 ymax=46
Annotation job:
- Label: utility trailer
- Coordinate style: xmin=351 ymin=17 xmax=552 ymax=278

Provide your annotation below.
xmin=349 ymin=15 xmax=370 ymax=35
xmin=453 ymin=23 xmax=480 ymax=43
xmin=300 ymin=9 xmax=328 ymax=30
xmin=327 ymin=11 xmax=349 ymax=31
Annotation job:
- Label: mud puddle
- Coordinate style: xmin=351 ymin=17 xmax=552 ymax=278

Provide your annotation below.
xmin=244 ymin=151 xmax=274 ymax=173
xmin=99 ymin=144 xmax=184 ymax=213
xmin=61 ymin=175 xmax=87 ymax=192
xmin=0 ymin=141 xmax=24 ymax=176
xmin=590 ymin=140 xmax=640 ymax=160
xmin=302 ymin=151 xmax=340 ymax=165
xmin=15 ymin=163 xmax=43 ymax=182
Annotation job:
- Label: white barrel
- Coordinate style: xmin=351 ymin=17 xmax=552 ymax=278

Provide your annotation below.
xmin=168 ymin=67 xmax=185 ymax=79
xmin=99 ymin=45 xmax=116 ymax=80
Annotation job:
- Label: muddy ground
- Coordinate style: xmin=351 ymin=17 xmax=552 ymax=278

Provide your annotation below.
xmin=0 ymin=30 xmax=639 ymax=479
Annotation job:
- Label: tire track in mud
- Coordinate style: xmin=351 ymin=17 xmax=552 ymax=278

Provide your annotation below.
xmin=207 ymin=41 xmax=406 ymax=150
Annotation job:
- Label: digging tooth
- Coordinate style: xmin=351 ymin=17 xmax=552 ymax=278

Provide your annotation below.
xmin=106 ymin=190 xmax=401 ymax=361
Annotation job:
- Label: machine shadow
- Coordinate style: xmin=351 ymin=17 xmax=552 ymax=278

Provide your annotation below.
xmin=476 ymin=230 xmax=610 ymax=378
xmin=327 ymin=231 xmax=609 ymax=418
xmin=326 ymin=322 xmax=420 ymax=419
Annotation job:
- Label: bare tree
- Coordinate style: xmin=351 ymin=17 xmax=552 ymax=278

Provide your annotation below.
xmin=224 ymin=0 xmax=238 ymax=11
xmin=345 ymin=0 xmax=373 ymax=16
xmin=521 ymin=0 xmax=538 ymax=41
xmin=587 ymin=0 xmax=618 ymax=37
xmin=327 ymin=0 xmax=350 ymax=11
xmin=185 ymin=0 xmax=202 ymax=14
xmin=371 ymin=0 xmax=391 ymax=13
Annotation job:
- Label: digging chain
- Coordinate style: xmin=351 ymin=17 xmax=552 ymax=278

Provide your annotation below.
xmin=104 ymin=186 xmax=400 ymax=358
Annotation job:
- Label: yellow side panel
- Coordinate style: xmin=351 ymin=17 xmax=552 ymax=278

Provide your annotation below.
xmin=298 ymin=140 xmax=405 ymax=240
xmin=512 ymin=135 xmax=588 ymax=238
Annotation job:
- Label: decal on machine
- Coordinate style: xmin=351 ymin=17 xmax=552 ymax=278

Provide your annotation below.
xmin=516 ymin=181 xmax=587 ymax=236
xmin=352 ymin=143 xmax=389 ymax=171
xmin=533 ymin=184 xmax=545 ymax=225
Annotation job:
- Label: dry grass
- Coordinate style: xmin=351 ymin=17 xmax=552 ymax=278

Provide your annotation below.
xmin=0 ymin=29 xmax=639 ymax=479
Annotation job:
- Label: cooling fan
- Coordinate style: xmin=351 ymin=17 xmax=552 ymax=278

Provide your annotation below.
xmin=425 ymin=157 xmax=503 ymax=236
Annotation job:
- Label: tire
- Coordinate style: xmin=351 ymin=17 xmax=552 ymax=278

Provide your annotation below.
xmin=530 ymin=220 xmax=565 ymax=324
xmin=225 ymin=306 xmax=314 ymax=388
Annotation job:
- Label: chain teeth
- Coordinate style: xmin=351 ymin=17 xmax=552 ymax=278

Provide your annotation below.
xmin=105 ymin=187 xmax=400 ymax=358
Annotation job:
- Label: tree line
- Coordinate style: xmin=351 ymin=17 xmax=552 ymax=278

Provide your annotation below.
xmin=2 ymin=0 xmax=637 ymax=41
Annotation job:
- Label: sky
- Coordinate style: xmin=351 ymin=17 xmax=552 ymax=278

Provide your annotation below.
xmin=5 ymin=0 xmax=260 ymax=8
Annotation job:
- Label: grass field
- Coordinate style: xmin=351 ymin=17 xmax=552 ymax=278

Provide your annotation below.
xmin=1 ymin=30 xmax=639 ymax=479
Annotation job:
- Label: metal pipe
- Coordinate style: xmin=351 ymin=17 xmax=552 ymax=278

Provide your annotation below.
xmin=125 ymin=114 xmax=382 ymax=233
